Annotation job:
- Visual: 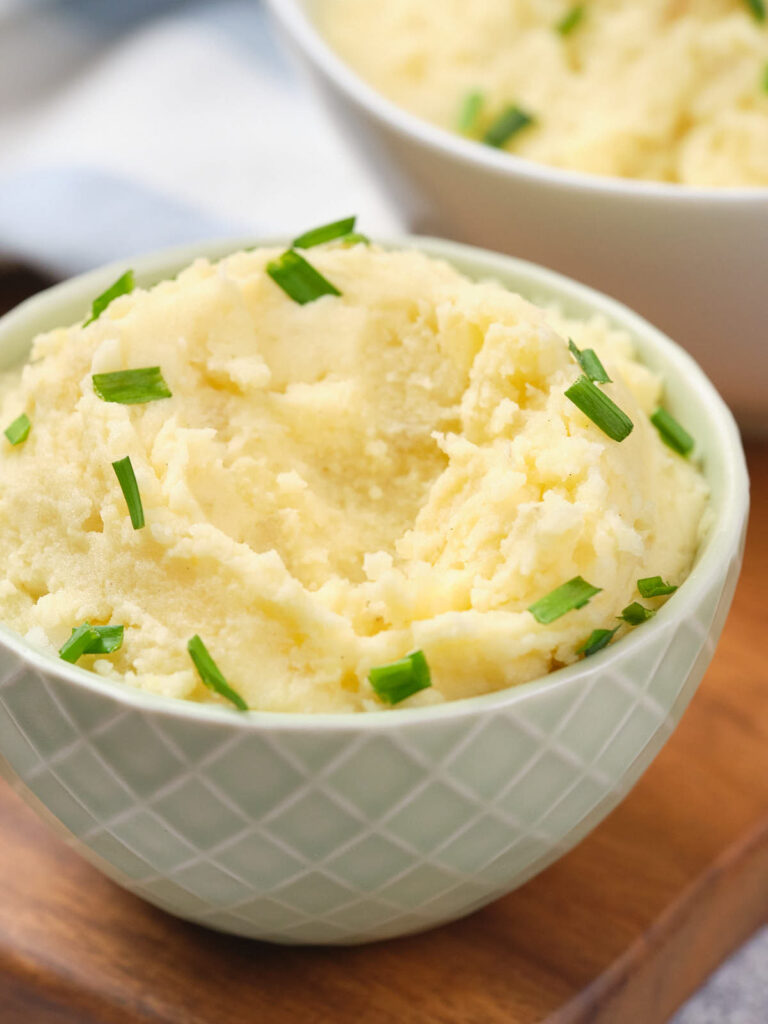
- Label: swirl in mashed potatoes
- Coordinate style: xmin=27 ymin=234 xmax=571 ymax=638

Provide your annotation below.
xmin=0 ymin=241 xmax=708 ymax=711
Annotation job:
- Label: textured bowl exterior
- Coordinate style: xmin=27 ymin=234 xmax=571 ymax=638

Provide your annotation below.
xmin=0 ymin=555 xmax=743 ymax=945
xmin=0 ymin=237 xmax=749 ymax=945
xmin=265 ymin=0 xmax=768 ymax=432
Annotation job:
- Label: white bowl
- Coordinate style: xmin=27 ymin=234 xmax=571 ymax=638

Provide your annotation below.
xmin=0 ymin=236 xmax=749 ymax=945
xmin=265 ymin=0 xmax=768 ymax=432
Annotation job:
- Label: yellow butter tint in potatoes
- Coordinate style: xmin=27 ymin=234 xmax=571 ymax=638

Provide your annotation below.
xmin=0 ymin=225 xmax=708 ymax=712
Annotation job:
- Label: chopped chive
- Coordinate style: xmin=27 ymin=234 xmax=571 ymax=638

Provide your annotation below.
xmin=266 ymin=249 xmax=341 ymax=305
xmin=620 ymin=602 xmax=655 ymax=625
xmin=60 ymin=622 xmax=125 ymax=662
xmin=369 ymin=649 xmax=431 ymax=706
xmin=568 ymin=339 xmax=611 ymax=383
xmin=84 ymin=270 xmax=134 ymax=326
xmin=340 ymin=232 xmax=370 ymax=247
xmin=650 ymin=408 xmax=694 ymax=456
xmin=292 ymin=216 xmax=357 ymax=249
xmin=576 ymin=626 xmax=618 ymax=657
xmin=59 ymin=623 xmax=100 ymax=663
xmin=63 ymin=622 xmax=124 ymax=657
xmin=458 ymin=90 xmax=484 ymax=134
xmin=4 ymin=413 xmax=31 ymax=445
xmin=566 ymin=375 xmax=634 ymax=442
xmin=483 ymin=104 xmax=535 ymax=148
xmin=529 ymin=575 xmax=602 ymax=624
xmin=745 ymin=0 xmax=766 ymax=21
xmin=112 ymin=456 xmax=145 ymax=529
xmin=92 ymin=366 xmax=172 ymax=405
xmin=83 ymin=624 xmax=124 ymax=654
xmin=638 ymin=576 xmax=678 ymax=598
xmin=187 ymin=635 xmax=248 ymax=711
xmin=763 ymin=61 xmax=768 ymax=92
xmin=556 ymin=4 xmax=585 ymax=35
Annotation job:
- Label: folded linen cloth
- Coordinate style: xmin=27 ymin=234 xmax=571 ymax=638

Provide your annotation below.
xmin=0 ymin=0 xmax=398 ymax=275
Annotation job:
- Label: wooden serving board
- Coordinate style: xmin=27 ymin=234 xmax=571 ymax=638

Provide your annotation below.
xmin=0 ymin=268 xmax=767 ymax=1023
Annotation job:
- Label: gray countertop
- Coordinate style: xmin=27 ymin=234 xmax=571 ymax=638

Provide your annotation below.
xmin=673 ymin=927 xmax=768 ymax=1023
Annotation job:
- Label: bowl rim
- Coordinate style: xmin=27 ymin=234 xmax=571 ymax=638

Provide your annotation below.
xmin=0 ymin=234 xmax=749 ymax=732
xmin=265 ymin=0 xmax=768 ymax=204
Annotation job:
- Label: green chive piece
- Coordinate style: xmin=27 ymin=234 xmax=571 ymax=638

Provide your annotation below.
xmin=60 ymin=622 xmax=125 ymax=662
xmin=483 ymin=105 xmax=535 ymax=148
xmin=92 ymin=366 xmax=172 ymax=405
xmin=83 ymin=624 xmax=124 ymax=654
xmin=187 ymin=635 xmax=248 ymax=711
xmin=4 ymin=413 xmax=31 ymax=446
xmin=745 ymin=0 xmax=766 ymax=21
xmin=566 ymin=375 xmax=634 ymax=442
xmin=576 ymin=626 xmax=618 ymax=657
xmin=556 ymin=4 xmax=585 ymax=35
xmin=762 ymin=61 xmax=768 ymax=92
xmin=292 ymin=216 xmax=357 ymax=249
xmin=84 ymin=270 xmax=134 ymax=326
xmin=458 ymin=90 xmax=484 ymax=134
xmin=529 ymin=576 xmax=602 ymax=624
xmin=369 ymin=649 xmax=432 ymax=706
xmin=112 ymin=456 xmax=145 ymax=529
xmin=638 ymin=576 xmax=678 ymax=598
xmin=620 ymin=602 xmax=656 ymax=625
xmin=59 ymin=623 xmax=100 ymax=663
xmin=568 ymin=339 xmax=611 ymax=383
xmin=340 ymin=232 xmax=370 ymax=247
xmin=266 ymin=249 xmax=341 ymax=305
xmin=650 ymin=408 xmax=694 ymax=456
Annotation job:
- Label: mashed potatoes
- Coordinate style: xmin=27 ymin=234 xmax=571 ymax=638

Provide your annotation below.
xmin=0 ymin=242 xmax=708 ymax=712
xmin=321 ymin=0 xmax=768 ymax=186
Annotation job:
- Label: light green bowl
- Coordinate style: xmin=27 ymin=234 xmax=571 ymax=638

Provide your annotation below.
xmin=0 ymin=237 xmax=749 ymax=944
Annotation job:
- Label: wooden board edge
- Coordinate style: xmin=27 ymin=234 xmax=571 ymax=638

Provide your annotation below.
xmin=551 ymin=813 xmax=768 ymax=1024
xmin=0 ymin=943 xmax=149 ymax=1024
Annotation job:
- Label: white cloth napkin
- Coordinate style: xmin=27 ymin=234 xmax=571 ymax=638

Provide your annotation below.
xmin=0 ymin=2 xmax=764 ymax=1017
xmin=0 ymin=0 xmax=399 ymax=275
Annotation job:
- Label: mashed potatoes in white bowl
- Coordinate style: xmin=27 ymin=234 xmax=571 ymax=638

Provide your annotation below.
xmin=265 ymin=0 xmax=768 ymax=429
xmin=0 ymin=234 xmax=747 ymax=944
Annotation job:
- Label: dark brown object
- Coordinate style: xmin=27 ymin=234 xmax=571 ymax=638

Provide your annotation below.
xmin=0 ymin=270 xmax=766 ymax=1023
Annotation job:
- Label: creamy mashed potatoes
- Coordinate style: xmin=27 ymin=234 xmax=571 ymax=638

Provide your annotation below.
xmin=321 ymin=0 xmax=768 ymax=186
xmin=0 ymin=243 xmax=708 ymax=712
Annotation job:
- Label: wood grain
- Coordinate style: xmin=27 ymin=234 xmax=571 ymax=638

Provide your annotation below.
xmin=0 ymin=269 xmax=766 ymax=1024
